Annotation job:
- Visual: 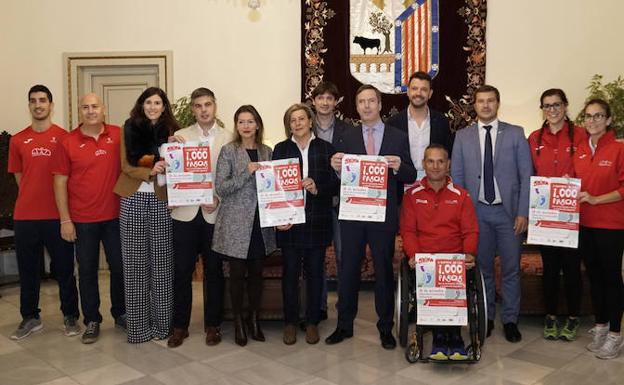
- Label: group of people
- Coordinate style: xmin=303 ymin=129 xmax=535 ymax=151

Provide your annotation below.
xmin=7 ymin=71 xmax=624 ymax=361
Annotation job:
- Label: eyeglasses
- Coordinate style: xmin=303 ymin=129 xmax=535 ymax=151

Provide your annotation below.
xmin=541 ymin=102 xmax=564 ymax=111
xmin=583 ymin=113 xmax=606 ymax=122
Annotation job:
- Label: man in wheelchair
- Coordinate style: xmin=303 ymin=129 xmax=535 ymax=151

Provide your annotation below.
xmin=399 ymin=143 xmax=478 ymax=360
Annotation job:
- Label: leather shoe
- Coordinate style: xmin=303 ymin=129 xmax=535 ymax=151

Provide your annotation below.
xmin=283 ymin=324 xmax=297 ymax=345
xmin=380 ymin=331 xmax=396 ymax=350
xmin=487 ymin=319 xmax=495 ymax=337
xmin=325 ymin=328 xmax=353 ymax=345
xmin=167 ymin=328 xmax=189 ymax=348
xmin=234 ymin=315 xmax=247 ymax=346
xmin=205 ymin=326 xmax=222 ymax=346
xmin=246 ymin=312 xmax=265 ymax=342
xmin=306 ymin=324 xmax=320 ymax=344
xmin=503 ymin=322 xmax=522 ymax=343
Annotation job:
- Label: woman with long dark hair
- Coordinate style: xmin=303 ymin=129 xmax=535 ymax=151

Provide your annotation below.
xmin=212 ymin=105 xmax=276 ymax=346
xmin=574 ymin=99 xmax=624 ymax=359
xmin=114 ymin=86 xmax=179 ymax=343
xmin=527 ymin=89 xmax=586 ymax=341
xmin=273 ymin=103 xmax=338 ymax=345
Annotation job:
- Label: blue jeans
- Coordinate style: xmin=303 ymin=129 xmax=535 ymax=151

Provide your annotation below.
xmin=74 ymin=219 xmax=125 ymax=324
xmin=14 ymin=220 xmax=79 ymax=320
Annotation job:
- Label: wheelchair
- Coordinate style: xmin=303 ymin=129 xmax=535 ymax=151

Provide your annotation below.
xmin=395 ymin=257 xmax=487 ymax=364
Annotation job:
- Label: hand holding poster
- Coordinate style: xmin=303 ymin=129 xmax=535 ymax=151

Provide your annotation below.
xmin=528 ymin=176 xmax=581 ymax=248
xmin=161 ymin=142 xmax=213 ymax=206
xmin=338 ymin=154 xmax=388 ymax=222
xmin=256 ymin=158 xmax=305 ymax=228
xmin=415 ymin=253 xmax=467 ymax=326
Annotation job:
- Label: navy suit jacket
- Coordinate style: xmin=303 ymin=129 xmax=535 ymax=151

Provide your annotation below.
xmin=336 ymin=124 xmax=417 ymax=232
xmin=272 ymin=138 xmax=339 ymax=248
xmin=450 ymin=121 xmax=533 ymax=220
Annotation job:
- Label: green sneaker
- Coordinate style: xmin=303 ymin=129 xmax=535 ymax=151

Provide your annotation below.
xmin=543 ymin=316 xmax=558 ymax=340
xmin=559 ymin=317 xmax=580 ymax=341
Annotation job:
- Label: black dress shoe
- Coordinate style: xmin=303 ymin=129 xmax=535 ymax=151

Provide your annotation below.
xmin=325 ymin=328 xmax=353 ymax=345
xmin=487 ymin=319 xmax=495 ymax=337
xmin=503 ymin=322 xmax=522 ymax=343
xmin=380 ymin=331 xmax=396 ymax=350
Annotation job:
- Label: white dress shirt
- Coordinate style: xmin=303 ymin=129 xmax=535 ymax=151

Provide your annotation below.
xmin=407 ymin=107 xmax=431 ymax=181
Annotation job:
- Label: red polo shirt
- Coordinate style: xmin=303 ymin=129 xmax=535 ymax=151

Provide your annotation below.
xmin=8 ymin=124 xmax=67 ymax=220
xmin=400 ymin=177 xmax=479 ymax=259
xmin=528 ymin=122 xmax=587 ymax=177
xmin=52 ymin=124 xmax=121 ymax=223
xmin=573 ymin=130 xmax=624 ymax=229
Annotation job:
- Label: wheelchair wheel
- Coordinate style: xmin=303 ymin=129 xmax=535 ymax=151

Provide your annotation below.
xmin=475 ymin=268 xmax=487 ymax=349
xmin=396 ymin=258 xmax=410 ymax=347
xmin=405 ymin=341 xmax=420 ymax=363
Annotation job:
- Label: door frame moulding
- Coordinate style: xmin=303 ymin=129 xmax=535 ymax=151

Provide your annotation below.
xmin=63 ymin=51 xmax=173 ymax=128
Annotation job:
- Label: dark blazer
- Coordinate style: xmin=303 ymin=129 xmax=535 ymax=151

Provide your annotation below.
xmin=329 ymin=118 xmax=352 ymax=149
xmin=336 ymin=124 xmax=417 ymax=231
xmin=385 ymin=108 xmax=454 ymax=155
xmin=272 ymin=138 xmax=339 ymax=248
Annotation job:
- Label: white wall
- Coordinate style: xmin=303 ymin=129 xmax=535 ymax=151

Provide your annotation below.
xmin=486 ymin=0 xmax=624 ymax=134
xmin=0 ymin=0 xmax=301 ymax=145
xmin=1 ymin=0 xmax=623 ymax=141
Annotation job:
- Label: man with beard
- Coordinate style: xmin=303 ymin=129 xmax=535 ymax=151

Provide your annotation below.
xmin=385 ymin=71 xmax=453 ymax=188
xmin=8 ymin=85 xmax=80 ymax=340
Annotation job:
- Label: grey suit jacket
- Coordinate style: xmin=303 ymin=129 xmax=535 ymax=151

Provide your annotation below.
xmin=450 ymin=121 xmax=533 ymax=219
xmin=212 ymin=141 xmax=276 ymax=259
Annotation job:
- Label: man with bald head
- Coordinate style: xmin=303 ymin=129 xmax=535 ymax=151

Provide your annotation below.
xmin=53 ymin=93 xmax=126 ymax=344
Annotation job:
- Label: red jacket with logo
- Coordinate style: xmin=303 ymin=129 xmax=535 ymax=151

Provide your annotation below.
xmin=400 ymin=177 xmax=479 ymax=259
xmin=528 ymin=122 xmax=587 ymax=177
xmin=573 ymin=130 xmax=624 ymax=229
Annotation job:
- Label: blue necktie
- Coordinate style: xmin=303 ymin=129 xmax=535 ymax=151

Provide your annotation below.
xmin=483 ymin=125 xmax=495 ymax=204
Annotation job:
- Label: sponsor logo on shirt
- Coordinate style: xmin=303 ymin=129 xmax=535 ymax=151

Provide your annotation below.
xmin=444 ymin=199 xmax=458 ymax=205
xmin=23 ymin=138 xmax=33 ymax=144
xmin=31 ymin=147 xmax=52 ymax=157
xmin=578 ymin=154 xmax=587 ymax=159
xmin=95 ymin=149 xmax=108 ymax=157
xmin=415 ymin=198 xmax=428 ymax=204
xmin=598 ymin=160 xmax=613 ymax=167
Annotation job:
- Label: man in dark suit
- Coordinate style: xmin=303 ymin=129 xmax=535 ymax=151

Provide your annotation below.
xmin=450 ymin=85 xmax=533 ymax=343
xmin=325 ymin=84 xmax=417 ymax=349
xmin=385 ymin=71 xmax=453 ymax=185
xmin=311 ymin=81 xmax=352 ymax=320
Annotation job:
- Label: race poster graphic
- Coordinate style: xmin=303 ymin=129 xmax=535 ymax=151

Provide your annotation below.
xmin=338 ymin=154 xmax=388 ymax=222
xmin=161 ymin=142 xmax=213 ymax=206
xmin=255 ymin=158 xmax=306 ymax=228
xmin=415 ymin=253 xmax=467 ymax=326
xmin=528 ymin=176 xmax=581 ymax=248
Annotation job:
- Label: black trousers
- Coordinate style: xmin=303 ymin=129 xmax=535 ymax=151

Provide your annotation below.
xmin=539 ymin=245 xmax=582 ymax=316
xmin=281 ymin=246 xmax=325 ymax=325
xmin=337 ymin=221 xmax=395 ymax=334
xmin=228 ymin=259 xmax=264 ymax=315
xmin=580 ymin=226 xmax=624 ymax=332
xmin=14 ymin=220 xmax=79 ymax=320
xmin=172 ymin=212 xmax=224 ymax=329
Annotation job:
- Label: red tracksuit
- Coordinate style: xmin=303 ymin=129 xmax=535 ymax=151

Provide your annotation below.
xmin=528 ymin=122 xmax=587 ymax=177
xmin=573 ymin=130 xmax=624 ymax=229
xmin=400 ymin=177 xmax=479 ymax=258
